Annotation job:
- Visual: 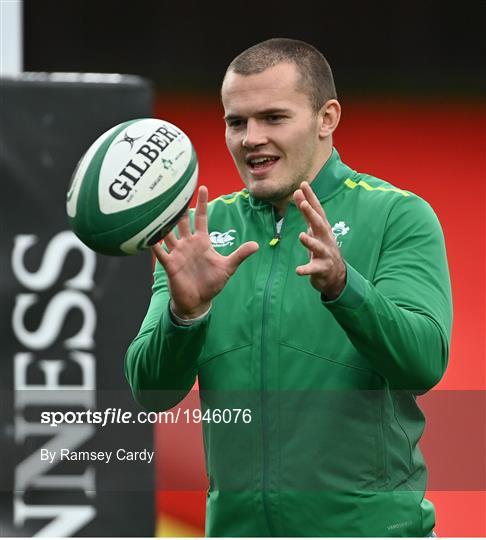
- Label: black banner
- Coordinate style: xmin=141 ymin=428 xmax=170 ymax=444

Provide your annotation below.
xmin=0 ymin=74 xmax=155 ymax=536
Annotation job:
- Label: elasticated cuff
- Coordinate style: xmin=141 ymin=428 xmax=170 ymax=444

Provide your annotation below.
xmin=164 ymin=301 xmax=211 ymax=330
xmin=321 ymin=262 xmax=367 ymax=309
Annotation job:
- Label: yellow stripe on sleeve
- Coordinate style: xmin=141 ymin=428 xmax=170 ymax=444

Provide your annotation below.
xmin=344 ymin=178 xmax=410 ymax=197
xmin=209 ymin=190 xmax=250 ymax=206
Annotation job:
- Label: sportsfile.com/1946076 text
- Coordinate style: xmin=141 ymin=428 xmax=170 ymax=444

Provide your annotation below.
xmin=40 ymin=407 xmax=253 ymax=427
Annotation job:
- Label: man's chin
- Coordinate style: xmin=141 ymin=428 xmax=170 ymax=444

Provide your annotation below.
xmin=247 ymin=178 xmax=274 ymax=196
xmin=248 ymin=186 xmax=275 ymax=202
xmin=248 ymin=186 xmax=290 ymax=205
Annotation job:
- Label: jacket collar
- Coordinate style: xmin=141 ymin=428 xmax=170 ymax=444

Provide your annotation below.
xmin=309 ymin=147 xmax=354 ymax=201
xmin=248 ymin=147 xmax=354 ymax=210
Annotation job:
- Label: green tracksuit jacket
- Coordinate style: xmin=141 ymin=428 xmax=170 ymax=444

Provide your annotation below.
xmin=125 ymin=148 xmax=452 ymax=537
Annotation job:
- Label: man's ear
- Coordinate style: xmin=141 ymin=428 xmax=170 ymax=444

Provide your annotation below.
xmin=318 ymin=99 xmax=341 ymax=138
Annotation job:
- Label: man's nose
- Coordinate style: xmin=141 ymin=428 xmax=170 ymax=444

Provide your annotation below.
xmin=242 ymin=119 xmax=268 ymax=148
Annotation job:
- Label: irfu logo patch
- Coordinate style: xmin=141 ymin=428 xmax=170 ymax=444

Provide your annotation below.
xmin=331 ymin=221 xmax=350 ymax=247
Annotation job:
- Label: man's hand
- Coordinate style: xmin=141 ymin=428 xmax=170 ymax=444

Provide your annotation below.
xmin=293 ymin=181 xmax=346 ymax=300
xmin=152 ymin=186 xmax=259 ymax=319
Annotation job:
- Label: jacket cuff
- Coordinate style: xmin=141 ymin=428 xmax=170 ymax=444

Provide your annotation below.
xmin=169 ymin=301 xmax=212 ymax=326
xmin=165 ymin=302 xmax=211 ymax=329
xmin=321 ymin=262 xmax=367 ymax=309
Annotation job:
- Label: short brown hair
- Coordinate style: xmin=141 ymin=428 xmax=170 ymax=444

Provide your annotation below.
xmin=224 ymin=38 xmax=337 ymax=112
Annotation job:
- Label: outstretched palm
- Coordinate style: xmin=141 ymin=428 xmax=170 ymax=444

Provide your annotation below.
xmin=152 ymin=186 xmax=259 ymax=319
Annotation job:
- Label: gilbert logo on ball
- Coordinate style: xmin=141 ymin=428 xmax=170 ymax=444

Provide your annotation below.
xmin=66 ymin=118 xmax=198 ymax=256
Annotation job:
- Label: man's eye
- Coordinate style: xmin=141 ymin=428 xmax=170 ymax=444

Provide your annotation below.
xmin=267 ymin=115 xmax=285 ymax=123
xmin=228 ymin=119 xmax=244 ymax=128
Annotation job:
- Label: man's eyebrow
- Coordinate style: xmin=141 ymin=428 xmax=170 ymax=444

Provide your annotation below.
xmin=223 ymin=114 xmax=242 ymax=122
xmin=258 ymin=108 xmax=292 ymax=116
xmin=223 ymin=108 xmax=292 ymax=121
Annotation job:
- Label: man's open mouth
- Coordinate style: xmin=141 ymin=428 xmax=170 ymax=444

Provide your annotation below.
xmin=246 ymin=156 xmax=280 ymax=174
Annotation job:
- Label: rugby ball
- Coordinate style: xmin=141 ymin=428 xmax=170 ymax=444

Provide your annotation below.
xmin=66 ymin=118 xmax=198 ymax=256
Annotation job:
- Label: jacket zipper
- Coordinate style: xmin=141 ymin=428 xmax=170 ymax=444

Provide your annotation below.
xmin=261 ymin=210 xmax=285 ymax=535
xmin=269 ymin=216 xmax=284 ymax=246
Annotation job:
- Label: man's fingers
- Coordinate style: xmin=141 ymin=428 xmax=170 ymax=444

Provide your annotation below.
xmin=300 ymin=181 xmax=326 ymax=220
xmin=163 ymin=230 xmax=177 ymax=251
xmin=226 ymin=241 xmax=259 ymax=275
xmin=299 ymin=231 xmax=326 ymax=256
xmin=296 ymin=186 xmax=331 ymax=238
xmin=195 ymin=185 xmax=209 ymax=233
xmin=177 ymin=210 xmax=191 ymax=237
xmin=293 ymin=188 xmax=305 ymax=208
xmin=300 ymin=182 xmax=334 ymax=238
xmin=151 ymin=243 xmax=169 ymax=267
xmin=295 ymin=261 xmax=321 ymax=276
xmin=298 ymin=200 xmax=327 ymax=238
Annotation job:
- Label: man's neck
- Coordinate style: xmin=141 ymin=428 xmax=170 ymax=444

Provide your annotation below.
xmin=273 ymin=204 xmax=287 ymax=219
xmin=270 ymin=143 xmax=334 ymax=219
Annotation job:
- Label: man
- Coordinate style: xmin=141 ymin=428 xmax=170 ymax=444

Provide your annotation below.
xmin=125 ymin=38 xmax=452 ymax=536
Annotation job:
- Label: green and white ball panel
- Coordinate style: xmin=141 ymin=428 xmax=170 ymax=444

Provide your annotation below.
xmin=66 ymin=118 xmax=198 ymax=256
xmin=98 ymin=118 xmax=193 ymax=214
xmin=66 ymin=123 xmax=123 ymax=219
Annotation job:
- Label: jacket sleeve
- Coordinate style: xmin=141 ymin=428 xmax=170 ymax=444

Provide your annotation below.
xmin=324 ymin=195 xmax=453 ymax=392
xmin=124 ymin=259 xmax=208 ymax=411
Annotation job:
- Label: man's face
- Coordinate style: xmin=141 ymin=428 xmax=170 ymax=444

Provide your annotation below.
xmin=221 ymin=62 xmax=323 ymax=208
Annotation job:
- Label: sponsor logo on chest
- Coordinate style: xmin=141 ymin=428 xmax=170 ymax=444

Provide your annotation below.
xmin=210 ymin=229 xmax=237 ymax=248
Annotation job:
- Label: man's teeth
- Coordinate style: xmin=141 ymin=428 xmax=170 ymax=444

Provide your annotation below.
xmin=249 ymin=157 xmax=277 ymax=165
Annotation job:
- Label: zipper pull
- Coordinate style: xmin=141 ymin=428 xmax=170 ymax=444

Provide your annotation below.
xmin=269 ymin=233 xmax=281 ymax=247
xmin=269 ymin=215 xmax=284 ymax=246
